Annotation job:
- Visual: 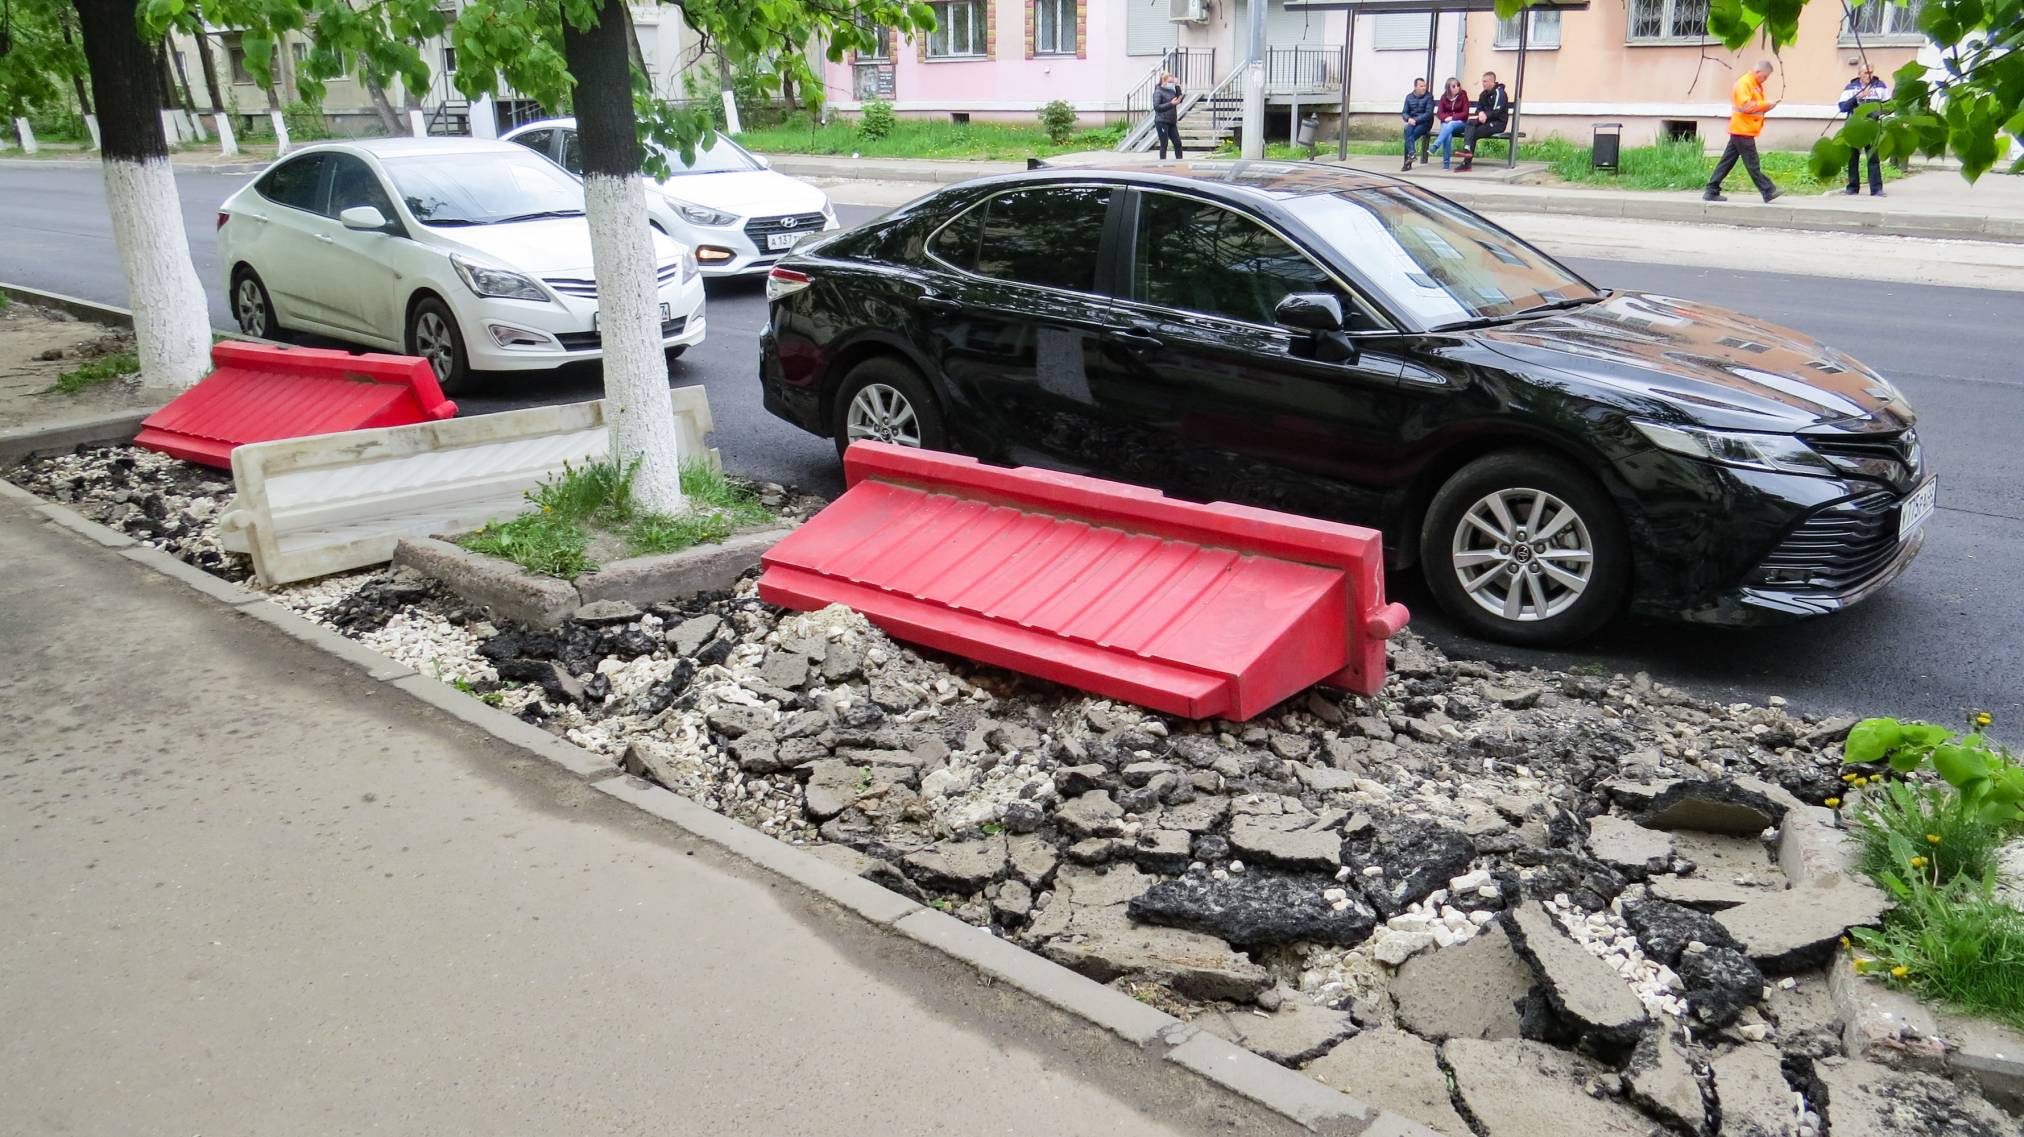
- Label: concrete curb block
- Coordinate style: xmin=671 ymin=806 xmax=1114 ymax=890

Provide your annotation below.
xmin=0 ymin=282 xmax=137 ymax=330
xmin=34 ymin=501 xmax=135 ymax=547
xmin=0 ymin=477 xmax=41 ymax=506
xmin=386 ymin=673 xmax=619 ymax=779
xmin=575 ymin=527 xmax=793 ymax=609
xmin=394 ymin=537 xmax=581 ymax=628
xmin=0 ymin=409 xmax=152 ymax=469
xmin=232 ymin=596 xmax=418 ymax=682
xmin=19 ymin=481 xmax=1426 ymax=1134
xmin=0 ymin=156 xmax=268 ymax=175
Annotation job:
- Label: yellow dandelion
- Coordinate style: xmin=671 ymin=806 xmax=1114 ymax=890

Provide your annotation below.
xmin=1843 ymin=773 xmax=1860 ymax=783
xmin=1927 ymin=834 xmax=1942 ymax=845
xmin=1839 ymin=936 xmax=1851 ymax=948
xmin=1891 ymin=965 xmax=1909 ymax=979
xmin=1909 ymin=856 xmax=1928 ymax=868
xmin=1852 ymin=959 xmax=1868 ymax=973
xmin=1825 ymin=797 xmax=1842 ymax=808
xmin=1976 ymin=711 xmax=1993 ymax=727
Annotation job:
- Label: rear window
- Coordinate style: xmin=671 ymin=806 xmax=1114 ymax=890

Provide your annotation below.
xmin=256 ymin=154 xmax=326 ymax=212
xmin=929 ymin=186 xmax=1112 ymax=294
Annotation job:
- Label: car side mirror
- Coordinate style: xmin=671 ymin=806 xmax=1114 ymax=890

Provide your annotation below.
xmin=340 ymin=205 xmax=390 ymax=232
xmin=1275 ymin=292 xmax=1345 ymax=334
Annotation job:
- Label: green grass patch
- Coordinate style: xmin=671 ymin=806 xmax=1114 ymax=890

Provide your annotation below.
xmin=736 ymin=113 xmax=1126 ymax=161
xmin=457 ymin=458 xmax=773 ymax=578
xmin=1854 ymin=780 xmax=2007 ymax=885
xmin=1851 ymin=872 xmax=2024 ymax=1030
xmin=40 ymin=350 xmax=139 ymax=395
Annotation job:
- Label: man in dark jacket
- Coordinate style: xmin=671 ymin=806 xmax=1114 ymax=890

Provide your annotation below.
xmin=1153 ymin=72 xmax=1185 ymax=160
xmin=1400 ymin=78 xmax=1435 ymax=171
xmin=1456 ymin=72 xmax=1510 ymax=171
xmin=1839 ymin=62 xmax=1889 ymax=196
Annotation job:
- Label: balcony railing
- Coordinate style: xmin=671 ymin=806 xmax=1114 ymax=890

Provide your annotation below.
xmin=1263 ymin=45 xmax=1341 ymax=94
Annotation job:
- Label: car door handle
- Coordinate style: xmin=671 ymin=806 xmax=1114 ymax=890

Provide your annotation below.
xmin=315 ymin=234 xmax=335 ymax=243
xmin=918 ymin=294 xmax=962 ymax=313
xmin=1113 ymin=324 xmax=1163 ymax=349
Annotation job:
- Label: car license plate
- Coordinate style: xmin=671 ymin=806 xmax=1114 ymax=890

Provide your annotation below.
xmin=766 ymin=232 xmax=801 ymax=251
xmin=1898 ymin=478 xmax=1937 ymax=541
xmin=591 ymin=303 xmax=672 ymax=332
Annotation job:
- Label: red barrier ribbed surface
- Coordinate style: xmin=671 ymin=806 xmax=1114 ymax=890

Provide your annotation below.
xmin=133 ymin=342 xmax=456 ymax=468
xmin=758 ymin=443 xmax=1408 ymax=720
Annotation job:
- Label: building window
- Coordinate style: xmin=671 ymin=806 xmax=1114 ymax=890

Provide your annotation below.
xmin=225 ymin=36 xmax=252 ymax=83
xmin=1494 ymin=9 xmax=1561 ymax=47
xmin=1371 ymin=12 xmax=1431 ymax=51
xmin=859 ymin=23 xmax=891 ymax=59
xmin=291 ymin=41 xmax=308 ymax=67
xmin=928 ymin=0 xmax=987 ymax=57
xmin=1035 ymin=0 xmax=1076 ymax=54
xmin=1628 ymin=0 xmax=1711 ymax=42
xmin=1842 ymin=0 xmax=1925 ymax=42
xmin=442 ymin=46 xmax=459 ymax=74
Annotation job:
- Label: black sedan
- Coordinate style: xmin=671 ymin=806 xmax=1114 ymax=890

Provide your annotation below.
xmin=757 ymin=161 xmax=1932 ymax=647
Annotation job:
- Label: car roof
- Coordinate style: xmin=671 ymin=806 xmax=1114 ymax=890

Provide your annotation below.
xmin=297 ymin=137 xmax=534 ymax=159
xmin=969 ymin=159 xmax=1408 ymax=204
xmin=503 ymin=117 xmax=577 ymax=136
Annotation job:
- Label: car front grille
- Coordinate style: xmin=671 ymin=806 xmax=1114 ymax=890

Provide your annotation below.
xmin=555 ymin=315 xmax=687 ymax=352
xmin=1801 ymin=428 xmax=1923 ymax=490
xmin=542 ymin=262 xmax=682 ymax=300
xmin=744 ymin=212 xmax=825 ymax=243
xmin=1751 ymin=490 xmax=1908 ymax=593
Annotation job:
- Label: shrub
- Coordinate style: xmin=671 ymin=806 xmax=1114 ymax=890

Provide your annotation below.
xmin=1037 ymin=100 xmax=1078 ymax=145
xmin=282 ymin=101 xmax=335 ymax=142
xmin=858 ymin=98 xmax=897 ymax=141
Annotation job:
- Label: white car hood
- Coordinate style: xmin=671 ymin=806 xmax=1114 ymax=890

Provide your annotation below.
xmin=435 ymin=216 xmax=684 ymax=275
xmin=643 ymin=170 xmax=828 ymax=218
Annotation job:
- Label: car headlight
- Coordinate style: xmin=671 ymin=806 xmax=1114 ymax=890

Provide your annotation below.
xmin=451 ymin=254 xmax=549 ymax=302
xmin=1631 ymin=420 xmax=1837 ymax=477
xmin=670 ymin=200 xmax=738 ymax=227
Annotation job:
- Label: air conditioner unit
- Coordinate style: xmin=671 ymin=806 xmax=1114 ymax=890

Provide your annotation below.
xmin=1169 ymin=0 xmax=1207 ymax=23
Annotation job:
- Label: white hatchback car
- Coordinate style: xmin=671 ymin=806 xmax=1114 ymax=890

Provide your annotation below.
xmin=217 ymin=137 xmax=706 ymax=394
xmin=501 ymin=118 xmax=838 ymax=277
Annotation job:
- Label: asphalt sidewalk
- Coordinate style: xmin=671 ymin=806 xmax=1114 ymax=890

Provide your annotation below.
xmin=0 ymin=493 xmax=1302 ymax=1137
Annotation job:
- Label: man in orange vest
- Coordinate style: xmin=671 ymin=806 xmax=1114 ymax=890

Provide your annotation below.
xmin=1704 ymin=60 xmax=1783 ymax=203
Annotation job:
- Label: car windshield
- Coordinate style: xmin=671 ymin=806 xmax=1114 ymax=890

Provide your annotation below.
xmin=1281 ymin=185 xmax=1600 ymax=328
xmin=380 ymin=150 xmax=586 ymax=226
xmin=649 ymin=133 xmax=762 ymax=176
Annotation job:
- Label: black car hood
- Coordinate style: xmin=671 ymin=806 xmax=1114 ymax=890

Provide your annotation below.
xmin=1476 ymin=291 xmax=1914 ymax=433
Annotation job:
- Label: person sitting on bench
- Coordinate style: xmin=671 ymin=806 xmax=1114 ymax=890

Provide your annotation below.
xmin=1455 ymin=71 xmax=1510 ymax=172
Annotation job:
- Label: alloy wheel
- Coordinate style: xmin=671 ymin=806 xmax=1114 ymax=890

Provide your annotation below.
xmin=845 ymin=383 xmax=922 ymax=447
xmin=235 ymin=278 xmax=267 ymax=337
xmin=1449 ymin=487 xmax=1595 ymax=622
xmin=413 ymin=311 xmax=455 ymax=382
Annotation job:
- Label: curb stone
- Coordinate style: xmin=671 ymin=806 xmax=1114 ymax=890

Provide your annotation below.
xmin=13 ymin=480 xmax=1438 ymax=1136
xmin=0 ymin=282 xmax=137 ymax=330
xmin=35 ymin=501 xmax=135 ymax=547
xmin=1 ymin=410 xmax=153 ymax=469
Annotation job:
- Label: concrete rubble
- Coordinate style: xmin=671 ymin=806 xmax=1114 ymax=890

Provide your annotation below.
xmin=15 ymin=442 xmax=2023 ymax=1137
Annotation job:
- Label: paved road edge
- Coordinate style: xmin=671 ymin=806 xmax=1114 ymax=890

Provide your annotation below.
xmin=0 ymin=461 xmax=1433 ymax=1137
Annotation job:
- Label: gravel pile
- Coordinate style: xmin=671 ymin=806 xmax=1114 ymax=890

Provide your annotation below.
xmin=15 ymin=444 xmax=2017 ymax=1137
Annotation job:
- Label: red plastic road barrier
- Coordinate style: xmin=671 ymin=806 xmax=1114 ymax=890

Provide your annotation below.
xmin=133 ymin=341 xmax=456 ymax=468
xmin=758 ymin=442 xmax=1410 ymax=721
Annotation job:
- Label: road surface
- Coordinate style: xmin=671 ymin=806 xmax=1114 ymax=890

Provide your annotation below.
xmin=1 ymin=163 xmax=2018 ymax=725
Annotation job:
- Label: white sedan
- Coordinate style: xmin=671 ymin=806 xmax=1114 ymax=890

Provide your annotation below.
xmin=502 ymin=118 xmax=838 ymax=277
xmin=217 ymin=137 xmax=706 ymax=394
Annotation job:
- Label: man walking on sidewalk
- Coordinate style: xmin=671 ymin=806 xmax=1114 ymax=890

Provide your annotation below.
xmin=1705 ymin=60 xmax=1782 ymax=203
xmin=1839 ymin=60 xmax=1889 ymax=196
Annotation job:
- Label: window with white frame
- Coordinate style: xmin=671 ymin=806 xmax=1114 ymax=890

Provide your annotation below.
xmin=1494 ymin=9 xmax=1561 ymax=47
xmin=1627 ymin=0 xmax=1711 ymax=42
xmin=859 ymin=22 xmax=891 ymax=58
xmin=1036 ymin=0 xmax=1076 ymax=53
xmin=1842 ymin=0 xmax=1925 ymax=42
xmin=1371 ymin=12 xmax=1431 ymax=51
xmin=929 ymin=0 xmax=987 ymax=57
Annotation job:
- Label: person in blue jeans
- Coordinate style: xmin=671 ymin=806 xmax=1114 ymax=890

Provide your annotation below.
xmin=1431 ymin=78 xmax=1471 ymax=169
xmin=1400 ymin=79 xmax=1435 ymax=171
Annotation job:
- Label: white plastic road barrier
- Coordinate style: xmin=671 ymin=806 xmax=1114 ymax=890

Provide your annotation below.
xmin=219 ymin=387 xmax=720 ymax=586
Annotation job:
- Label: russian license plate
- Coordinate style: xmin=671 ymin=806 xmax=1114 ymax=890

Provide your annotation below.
xmin=766 ymin=231 xmax=801 ymax=250
xmin=591 ymin=303 xmax=672 ymax=332
xmin=1898 ymin=478 xmax=1937 ymax=541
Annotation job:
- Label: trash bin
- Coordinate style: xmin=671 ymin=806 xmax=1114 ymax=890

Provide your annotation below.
xmin=1295 ymin=114 xmax=1320 ymax=148
xmin=1593 ymin=122 xmax=1624 ymax=172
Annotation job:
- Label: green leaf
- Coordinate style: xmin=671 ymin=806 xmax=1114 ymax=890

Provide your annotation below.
xmin=1933 ymin=742 xmax=1993 ymax=787
xmin=1810 ymin=136 xmax=1851 ymax=181
xmin=1845 ymin=719 xmax=1904 ymax=765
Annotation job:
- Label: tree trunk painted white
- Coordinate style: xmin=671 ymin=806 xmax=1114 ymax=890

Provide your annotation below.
xmin=84 ymin=115 xmax=102 ymax=150
xmin=159 ymin=109 xmax=183 ymax=144
xmin=408 ymin=108 xmax=426 ymax=138
xmin=583 ymin=174 xmax=685 ymax=514
xmin=469 ymin=92 xmax=498 ymax=139
xmin=105 ymin=158 xmax=213 ymax=389
xmin=15 ymin=119 xmax=37 ymax=154
xmin=214 ymin=113 xmax=237 ymax=155
xmin=269 ymin=110 xmax=290 ymax=154
xmin=189 ymin=112 xmax=208 ymax=142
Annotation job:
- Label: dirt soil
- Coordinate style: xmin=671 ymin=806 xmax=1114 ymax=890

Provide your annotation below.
xmin=0 ymin=304 xmax=169 ymax=434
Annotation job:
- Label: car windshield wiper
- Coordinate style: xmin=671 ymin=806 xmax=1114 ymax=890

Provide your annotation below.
xmin=1431 ymin=294 xmax=1603 ymax=332
xmin=419 ymin=216 xmax=483 ymax=226
xmin=489 ymin=209 xmax=586 ymax=224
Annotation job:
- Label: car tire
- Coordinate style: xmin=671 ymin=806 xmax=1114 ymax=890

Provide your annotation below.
xmin=231 ymin=267 xmax=284 ymax=341
xmin=1419 ymin=450 xmax=1629 ymax=647
xmin=407 ymin=297 xmax=473 ymax=396
xmin=665 ymin=345 xmax=688 ymax=363
xmin=830 ymin=356 xmax=948 ymax=459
